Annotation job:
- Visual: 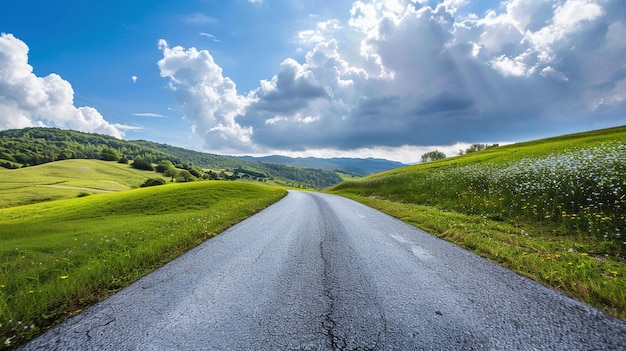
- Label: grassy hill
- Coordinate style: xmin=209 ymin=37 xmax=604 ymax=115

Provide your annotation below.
xmin=0 ymin=181 xmax=286 ymax=347
xmin=0 ymin=159 xmax=171 ymax=208
xmin=0 ymin=128 xmax=342 ymax=189
xmin=329 ymin=125 xmax=626 ymax=320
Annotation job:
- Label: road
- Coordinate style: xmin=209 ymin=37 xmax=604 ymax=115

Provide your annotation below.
xmin=19 ymin=191 xmax=626 ymax=350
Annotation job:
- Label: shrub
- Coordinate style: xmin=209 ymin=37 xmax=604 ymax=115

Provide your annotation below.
xmin=132 ymin=158 xmax=154 ymax=171
xmin=141 ymin=178 xmax=166 ymax=187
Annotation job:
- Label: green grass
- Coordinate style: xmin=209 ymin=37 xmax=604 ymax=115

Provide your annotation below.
xmin=0 ymin=159 xmax=168 ymax=208
xmin=329 ymin=125 xmax=626 ymax=320
xmin=0 ymin=181 xmax=286 ymax=348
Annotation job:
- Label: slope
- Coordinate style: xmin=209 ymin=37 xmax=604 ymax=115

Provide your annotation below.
xmin=329 ymin=125 xmax=626 ymax=319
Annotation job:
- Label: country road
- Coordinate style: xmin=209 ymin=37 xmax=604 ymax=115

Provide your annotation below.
xmin=19 ymin=191 xmax=626 ymax=350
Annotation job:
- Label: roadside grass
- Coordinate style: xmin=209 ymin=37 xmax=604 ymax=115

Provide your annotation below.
xmin=328 ymin=126 xmax=626 ymax=320
xmin=0 ymin=182 xmax=286 ymax=348
xmin=0 ymin=159 xmax=167 ymax=208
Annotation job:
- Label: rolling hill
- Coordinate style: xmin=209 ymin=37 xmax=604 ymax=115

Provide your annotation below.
xmin=237 ymin=155 xmax=406 ymax=176
xmin=0 ymin=127 xmax=398 ymax=189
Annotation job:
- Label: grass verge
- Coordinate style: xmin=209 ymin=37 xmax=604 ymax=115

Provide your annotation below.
xmin=0 ymin=182 xmax=286 ymax=348
xmin=330 ymin=192 xmax=626 ymax=321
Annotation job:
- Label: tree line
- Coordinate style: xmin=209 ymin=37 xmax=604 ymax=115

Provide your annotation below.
xmin=420 ymin=143 xmax=500 ymax=163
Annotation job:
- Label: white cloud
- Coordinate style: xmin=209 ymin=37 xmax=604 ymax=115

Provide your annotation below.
xmin=132 ymin=113 xmax=166 ymax=118
xmin=0 ymin=33 xmax=125 ymax=138
xmin=158 ymin=0 xmax=626 ymax=162
xmin=199 ymin=32 xmax=221 ymax=42
xmin=157 ymin=39 xmax=252 ymax=151
xmin=132 ymin=75 xmax=137 ymax=83
xmin=180 ymin=13 xmax=216 ymax=25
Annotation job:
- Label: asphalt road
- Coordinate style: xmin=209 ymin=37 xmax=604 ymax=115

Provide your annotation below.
xmin=19 ymin=191 xmax=626 ymax=350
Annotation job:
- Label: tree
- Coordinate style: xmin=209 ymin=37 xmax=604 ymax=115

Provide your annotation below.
xmin=178 ymin=170 xmax=195 ymax=182
xmin=155 ymin=160 xmax=174 ymax=173
xmin=463 ymin=143 xmax=499 ymax=154
xmin=100 ymin=147 xmax=121 ymax=161
xmin=164 ymin=168 xmax=179 ymax=182
xmin=420 ymin=150 xmax=446 ymax=163
xmin=141 ymin=178 xmax=166 ymax=187
xmin=131 ymin=158 xmax=154 ymax=171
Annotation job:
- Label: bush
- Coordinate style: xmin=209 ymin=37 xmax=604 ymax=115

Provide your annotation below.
xmin=132 ymin=158 xmax=154 ymax=171
xmin=141 ymin=178 xmax=166 ymax=187
xmin=100 ymin=148 xmax=121 ymax=161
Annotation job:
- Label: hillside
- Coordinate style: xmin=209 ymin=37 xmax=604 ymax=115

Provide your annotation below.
xmin=238 ymin=155 xmax=406 ymax=176
xmin=0 ymin=159 xmax=171 ymax=208
xmin=329 ymin=125 xmax=626 ymax=319
xmin=0 ymin=128 xmax=342 ymax=189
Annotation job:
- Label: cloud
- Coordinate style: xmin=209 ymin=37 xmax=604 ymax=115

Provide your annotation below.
xmin=199 ymin=32 xmax=221 ymax=42
xmin=132 ymin=75 xmax=137 ymax=83
xmin=159 ymin=0 xmax=626 ymax=159
xmin=0 ymin=33 xmax=125 ymax=138
xmin=132 ymin=113 xmax=166 ymax=118
xmin=157 ymin=39 xmax=252 ymax=151
xmin=179 ymin=13 xmax=217 ymax=25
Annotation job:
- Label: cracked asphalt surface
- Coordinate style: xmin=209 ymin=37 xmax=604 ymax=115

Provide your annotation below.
xmin=19 ymin=191 xmax=626 ymax=350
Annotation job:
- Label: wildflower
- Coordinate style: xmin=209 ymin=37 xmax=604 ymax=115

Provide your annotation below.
xmin=59 ymin=275 xmax=69 ymax=279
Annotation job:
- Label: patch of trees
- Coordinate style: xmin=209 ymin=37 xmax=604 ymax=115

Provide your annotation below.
xmin=141 ymin=178 xmax=166 ymax=187
xmin=0 ymin=128 xmax=177 ymax=167
xmin=420 ymin=150 xmax=447 ymax=163
xmin=131 ymin=158 xmax=154 ymax=171
xmin=459 ymin=144 xmax=499 ymax=155
xmin=259 ymin=163 xmax=342 ymax=189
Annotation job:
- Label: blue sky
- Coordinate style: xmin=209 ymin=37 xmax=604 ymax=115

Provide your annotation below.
xmin=1 ymin=0 xmax=625 ymax=163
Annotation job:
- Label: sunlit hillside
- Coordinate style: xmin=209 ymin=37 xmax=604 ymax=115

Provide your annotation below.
xmin=0 ymin=159 xmax=167 ymax=208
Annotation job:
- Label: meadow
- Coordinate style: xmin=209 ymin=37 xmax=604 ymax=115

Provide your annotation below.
xmin=330 ymin=126 xmax=626 ymax=319
xmin=0 ymin=182 xmax=286 ymax=347
xmin=0 ymin=159 xmax=169 ymax=208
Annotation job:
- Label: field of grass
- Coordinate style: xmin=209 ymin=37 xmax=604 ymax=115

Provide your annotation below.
xmin=329 ymin=126 xmax=626 ymax=320
xmin=0 ymin=159 xmax=167 ymax=208
xmin=0 ymin=182 xmax=286 ymax=348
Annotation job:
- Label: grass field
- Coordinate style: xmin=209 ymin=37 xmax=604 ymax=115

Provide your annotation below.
xmin=329 ymin=126 xmax=626 ymax=320
xmin=0 ymin=181 xmax=286 ymax=347
xmin=0 ymin=159 xmax=168 ymax=208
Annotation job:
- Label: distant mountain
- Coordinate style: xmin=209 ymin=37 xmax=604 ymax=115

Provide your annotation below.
xmin=238 ymin=155 xmax=406 ymax=176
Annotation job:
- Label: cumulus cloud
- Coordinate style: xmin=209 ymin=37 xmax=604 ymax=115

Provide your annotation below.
xmin=132 ymin=75 xmax=137 ymax=83
xmin=158 ymin=0 xmax=626 ymax=159
xmin=157 ymin=39 xmax=252 ymax=151
xmin=0 ymin=33 xmax=125 ymax=138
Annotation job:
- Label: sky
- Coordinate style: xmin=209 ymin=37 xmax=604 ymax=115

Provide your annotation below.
xmin=0 ymin=0 xmax=625 ymax=164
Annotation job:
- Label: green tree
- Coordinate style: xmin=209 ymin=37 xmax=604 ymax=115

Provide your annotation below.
xmin=141 ymin=178 xmax=166 ymax=187
xmin=164 ymin=168 xmax=179 ymax=182
xmin=420 ymin=150 xmax=447 ymax=163
xmin=178 ymin=170 xmax=195 ymax=182
xmin=131 ymin=158 xmax=154 ymax=171
xmin=155 ymin=160 xmax=174 ymax=173
xmin=100 ymin=148 xmax=121 ymax=161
